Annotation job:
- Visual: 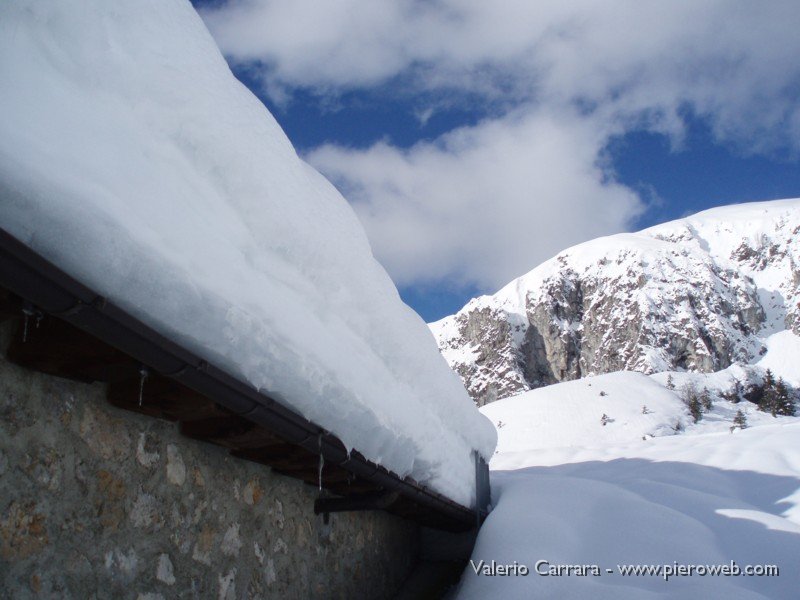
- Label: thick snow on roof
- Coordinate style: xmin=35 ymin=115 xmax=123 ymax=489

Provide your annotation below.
xmin=0 ymin=0 xmax=495 ymax=506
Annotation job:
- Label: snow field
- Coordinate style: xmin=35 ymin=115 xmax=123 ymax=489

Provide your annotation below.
xmin=461 ymin=337 xmax=800 ymax=597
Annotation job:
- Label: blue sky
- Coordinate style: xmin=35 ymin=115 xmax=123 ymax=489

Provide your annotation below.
xmin=193 ymin=1 xmax=800 ymax=322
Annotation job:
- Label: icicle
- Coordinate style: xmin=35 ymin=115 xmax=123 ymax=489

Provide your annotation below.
xmin=138 ymin=365 xmax=149 ymax=407
xmin=21 ymin=304 xmax=43 ymax=343
xmin=21 ymin=304 xmax=35 ymax=342
xmin=344 ymin=448 xmax=353 ymax=485
xmin=317 ymin=434 xmax=324 ymax=492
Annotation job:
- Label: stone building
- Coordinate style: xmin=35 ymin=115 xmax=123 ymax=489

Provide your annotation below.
xmin=0 ymin=233 xmax=488 ymax=598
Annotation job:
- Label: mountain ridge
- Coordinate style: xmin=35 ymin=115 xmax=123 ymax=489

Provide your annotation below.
xmin=431 ymin=198 xmax=800 ymax=405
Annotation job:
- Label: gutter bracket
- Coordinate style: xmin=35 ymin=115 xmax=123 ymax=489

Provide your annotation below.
xmin=314 ymin=490 xmax=400 ymax=524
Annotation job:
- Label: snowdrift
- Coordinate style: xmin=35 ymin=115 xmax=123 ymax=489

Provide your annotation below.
xmin=465 ymin=363 xmax=800 ymax=598
xmin=458 ymin=423 xmax=800 ymax=599
xmin=0 ymin=0 xmax=495 ymax=505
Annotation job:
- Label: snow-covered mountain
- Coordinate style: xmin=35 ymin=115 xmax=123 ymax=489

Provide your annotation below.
xmin=431 ymin=199 xmax=800 ymax=405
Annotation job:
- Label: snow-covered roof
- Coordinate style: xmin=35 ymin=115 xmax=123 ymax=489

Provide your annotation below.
xmin=0 ymin=0 xmax=495 ymax=506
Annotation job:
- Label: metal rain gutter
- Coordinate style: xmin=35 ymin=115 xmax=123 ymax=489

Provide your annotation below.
xmin=0 ymin=227 xmax=479 ymax=530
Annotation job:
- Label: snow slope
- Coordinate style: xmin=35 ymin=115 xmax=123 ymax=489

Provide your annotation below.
xmin=482 ymin=372 xmax=688 ymax=454
xmin=456 ymin=343 xmax=800 ymax=598
xmin=756 ymin=330 xmax=800 ymax=388
xmin=0 ymin=0 xmax=494 ymax=505
xmin=458 ymin=424 xmax=800 ymax=599
xmin=432 ymin=199 xmax=800 ymax=405
xmin=484 ymin=329 xmax=800 ymax=463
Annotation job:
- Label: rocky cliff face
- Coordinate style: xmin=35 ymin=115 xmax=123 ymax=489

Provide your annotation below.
xmin=431 ymin=199 xmax=800 ymax=406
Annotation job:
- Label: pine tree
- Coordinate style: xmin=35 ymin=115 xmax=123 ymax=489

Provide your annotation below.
xmin=642 ymin=405 xmax=650 ymax=415
xmin=688 ymin=394 xmax=703 ymax=423
xmin=681 ymin=383 xmax=703 ymax=423
xmin=759 ymin=369 xmax=779 ymax=416
xmin=666 ymin=374 xmax=675 ymax=390
xmin=601 ymin=413 xmax=610 ymax=426
xmin=764 ymin=369 xmax=776 ymax=388
xmin=775 ymin=378 xmax=796 ymax=417
xmin=730 ymin=378 xmax=742 ymax=403
xmin=721 ymin=377 xmax=743 ymax=403
xmin=700 ymin=387 xmax=713 ymax=411
xmin=731 ymin=409 xmax=747 ymax=432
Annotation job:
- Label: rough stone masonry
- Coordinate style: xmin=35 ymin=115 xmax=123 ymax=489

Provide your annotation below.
xmin=0 ymin=322 xmax=418 ymax=599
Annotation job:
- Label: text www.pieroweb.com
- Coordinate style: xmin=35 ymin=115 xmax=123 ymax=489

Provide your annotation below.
xmin=470 ymin=559 xmax=780 ymax=580
xmin=616 ymin=561 xmax=779 ymax=580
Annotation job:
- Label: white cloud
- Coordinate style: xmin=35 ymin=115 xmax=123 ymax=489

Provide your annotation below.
xmin=202 ymin=0 xmax=800 ymax=151
xmin=414 ymin=106 xmax=436 ymax=127
xmin=200 ymin=0 xmax=800 ymax=289
xmin=308 ymin=107 xmax=642 ymax=288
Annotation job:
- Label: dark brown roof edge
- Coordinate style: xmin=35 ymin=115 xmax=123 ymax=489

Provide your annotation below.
xmin=0 ymin=227 xmax=488 ymax=530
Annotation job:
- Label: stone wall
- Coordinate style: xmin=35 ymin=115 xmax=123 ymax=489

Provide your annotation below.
xmin=0 ymin=323 xmax=418 ymax=599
